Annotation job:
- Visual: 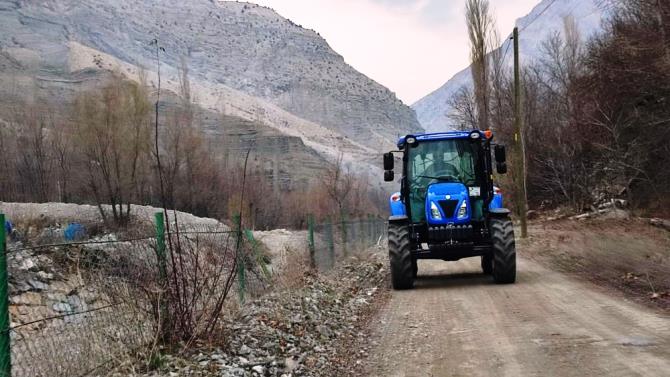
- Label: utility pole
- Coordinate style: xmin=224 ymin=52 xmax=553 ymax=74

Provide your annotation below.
xmin=513 ymin=27 xmax=528 ymax=238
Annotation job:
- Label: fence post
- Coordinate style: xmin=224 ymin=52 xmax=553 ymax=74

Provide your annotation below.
xmin=307 ymin=214 xmax=316 ymax=269
xmin=233 ymin=214 xmax=246 ymax=303
xmin=325 ymin=218 xmax=335 ymax=269
xmin=0 ymin=214 xmax=11 ymax=377
xmin=355 ymin=218 xmax=362 ymax=250
xmin=153 ymin=212 xmax=169 ymax=341
xmin=371 ymin=215 xmax=376 ymax=245
xmin=340 ymin=213 xmax=348 ymax=257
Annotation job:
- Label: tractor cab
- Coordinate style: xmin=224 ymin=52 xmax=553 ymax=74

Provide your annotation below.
xmin=383 ymin=130 xmax=516 ymax=289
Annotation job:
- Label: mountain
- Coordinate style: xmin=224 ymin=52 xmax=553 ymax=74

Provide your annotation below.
xmin=0 ymin=0 xmax=420 ymax=188
xmin=412 ymin=0 xmax=605 ymax=133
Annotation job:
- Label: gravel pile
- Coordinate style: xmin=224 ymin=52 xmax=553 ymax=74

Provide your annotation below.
xmin=140 ymin=247 xmax=389 ymax=377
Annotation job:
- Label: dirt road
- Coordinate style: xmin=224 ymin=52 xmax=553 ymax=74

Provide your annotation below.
xmin=365 ymin=257 xmax=670 ymax=377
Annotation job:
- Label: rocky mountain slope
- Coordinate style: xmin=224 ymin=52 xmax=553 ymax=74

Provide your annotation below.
xmin=0 ymin=0 xmax=418 ymax=147
xmin=412 ymin=0 xmax=605 ymax=133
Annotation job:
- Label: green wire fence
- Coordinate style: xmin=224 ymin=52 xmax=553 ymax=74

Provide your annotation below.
xmin=0 ymin=212 xmax=385 ymax=376
xmin=308 ymin=216 xmax=387 ymax=272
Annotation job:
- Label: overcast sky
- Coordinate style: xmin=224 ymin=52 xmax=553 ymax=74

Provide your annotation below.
xmin=248 ymin=0 xmax=539 ymax=105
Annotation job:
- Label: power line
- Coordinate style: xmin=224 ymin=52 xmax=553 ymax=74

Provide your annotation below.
xmin=499 ymin=36 xmax=513 ymax=68
xmin=500 ymin=0 xmax=558 ymax=68
xmin=520 ymin=0 xmax=558 ymax=32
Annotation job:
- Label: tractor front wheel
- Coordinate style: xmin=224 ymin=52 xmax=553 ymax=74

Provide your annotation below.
xmin=490 ymin=217 xmax=516 ymax=284
xmin=388 ymin=222 xmax=414 ymax=289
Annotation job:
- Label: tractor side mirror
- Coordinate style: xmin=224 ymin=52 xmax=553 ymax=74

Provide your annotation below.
xmin=384 ymin=170 xmax=395 ymax=182
xmin=496 ymin=162 xmax=508 ymax=175
xmin=383 ymin=152 xmax=394 ymax=171
xmin=494 ymin=145 xmax=506 ymax=163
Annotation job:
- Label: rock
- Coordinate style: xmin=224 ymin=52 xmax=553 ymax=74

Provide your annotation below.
xmin=10 ymin=292 xmax=42 ymax=306
xmin=67 ymin=295 xmax=87 ymax=311
xmin=17 ymin=259 xmax=36 ymax=271
xmin=46 ymin=292 xmax=67 ymax=302
xmin=12 ymin=282 xmax=32 ymax=294
xmin=601 ymin=209 xmax=630 ymax=220
xmin=123 ymin=249 xmax=389 ymax=376
xmin=52 ymin=302 xmax=72 ymax=313
xmin=239 ymin=344 xmax=252 ymax=355
xmin=37 ymin=271 xmax=54 ymax=281
xmin=28 ymin=279 xmax=49 ymax=291
xmin=210 ymin=353 xmax=225 ymax=361
xmin=316 ymin=324 xmax=333 ymax=338
xmin=251 ymin=365 xmax=265 ymax=374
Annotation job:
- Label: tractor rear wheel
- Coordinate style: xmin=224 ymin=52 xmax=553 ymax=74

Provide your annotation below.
xmin=490 ymin=217 xmax=516 ymax=284
xmin=481 ymin=255 xmax=493 ymax=275
xmin=388 ymin=222 xmax=414 ymax=289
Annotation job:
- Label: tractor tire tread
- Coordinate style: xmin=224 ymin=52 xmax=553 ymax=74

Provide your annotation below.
xmin=388 ymin=223 xmax=414 ymax=289
xmin=490 ymin=217 xmax=516 ymax=284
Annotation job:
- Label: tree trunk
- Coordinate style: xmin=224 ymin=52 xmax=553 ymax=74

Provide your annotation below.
xmin=659 ymin=0 xmax=670 ymax=64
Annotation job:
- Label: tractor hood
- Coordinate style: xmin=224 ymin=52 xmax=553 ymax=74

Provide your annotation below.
xmin=425 ymin=182 xmax=471 ymax=225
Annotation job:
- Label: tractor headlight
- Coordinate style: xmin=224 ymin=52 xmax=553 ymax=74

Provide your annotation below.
xmin=430 ymin=202 xmax=442 ymax=220
xmin=469 ymin=131 xmax=481 ymax=140
xmin=406 ymin=136 xmax=417 ymax=145
xmin=457 ymin=201 xmax=468 ymax=219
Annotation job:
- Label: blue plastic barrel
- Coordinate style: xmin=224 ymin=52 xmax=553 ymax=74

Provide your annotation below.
xmin=64 ymin=223 xmax=87 ymax=241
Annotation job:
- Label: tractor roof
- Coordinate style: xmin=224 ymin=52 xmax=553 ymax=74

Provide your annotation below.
xmin=397 ymin=130 xmax=488 ymax=149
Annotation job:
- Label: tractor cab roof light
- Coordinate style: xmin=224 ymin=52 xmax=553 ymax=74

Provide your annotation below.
xmin=406 ymin=136 xmax=417 ymax=145
xmin=469 ymin=131 xmax=481 ymax=140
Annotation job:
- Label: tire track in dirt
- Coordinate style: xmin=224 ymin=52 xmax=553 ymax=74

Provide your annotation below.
xmin=365 ymin=257 xmax=670 ymax=377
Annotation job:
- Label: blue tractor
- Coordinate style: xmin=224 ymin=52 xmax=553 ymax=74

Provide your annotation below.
xmin=383 ymin=130 xmax=515 ymax=289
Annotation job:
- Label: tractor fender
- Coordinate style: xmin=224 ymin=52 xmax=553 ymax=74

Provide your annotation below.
xmin=389 ymin=192 xmax=406 ymax=216
xmin=388 ymin=215 xmax=409 ymax=223
xmin=489 ymin=208 xmax=511 ymax=218
xmin=489 ymin=193 xmax=503 ymax=210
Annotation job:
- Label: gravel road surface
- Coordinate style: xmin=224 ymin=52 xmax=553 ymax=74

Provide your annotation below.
xmin=365 ymin=257 xmax=670 ymax=377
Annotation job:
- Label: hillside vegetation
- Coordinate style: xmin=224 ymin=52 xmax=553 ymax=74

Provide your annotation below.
xmin=451 ymin=0 xmax=670 ymax=216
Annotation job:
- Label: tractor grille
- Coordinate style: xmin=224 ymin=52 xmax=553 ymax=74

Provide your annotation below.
xmin=438 ymin=200 xmax=459 ymax=217
xmin=428 ymin=224 xmax=474 ymax=241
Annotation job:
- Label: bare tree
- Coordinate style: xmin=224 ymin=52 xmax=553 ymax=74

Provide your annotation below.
xmin=160 ymin=57 xmax=204 ymax=210
xmin=13 ymin=103 xmax=52 ymax=202
xmin=447 ymin=86 xmax=478 ymax=130
xmin=322 ymin=153 xmax=354 ymax=220
xmin=0 ymin=119 xmax=18 ymax=200
xmin=465 ymin=0 xmax=496 ymax=130
xmin=73 ymin=75 xmax=151 ymax=225
xmin=488 ymin=28 xmax=511 ymax=133
xmin=50 ymin=115 xmax=75 ymax=203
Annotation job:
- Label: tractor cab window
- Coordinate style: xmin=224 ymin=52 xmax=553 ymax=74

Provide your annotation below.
xmin=407 ymin=139 xmax=480 ymax=222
